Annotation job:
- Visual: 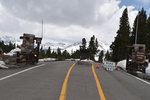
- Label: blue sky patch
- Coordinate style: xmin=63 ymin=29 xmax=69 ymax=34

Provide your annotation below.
xmin=119 ymin=0 xmax=150 ymax=14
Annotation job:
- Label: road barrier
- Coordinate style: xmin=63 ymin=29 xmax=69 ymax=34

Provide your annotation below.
xmin=103 ymin=61 xmax=116 ymax=71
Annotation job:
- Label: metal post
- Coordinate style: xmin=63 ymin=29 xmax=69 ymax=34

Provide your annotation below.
xmin=42 ymin=20 xmax=43 ymax=39
xmin=135 ymin=13 xmax=139 ymax=44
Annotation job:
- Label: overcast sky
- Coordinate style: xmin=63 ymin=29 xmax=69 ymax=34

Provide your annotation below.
xmin=0 ymin=0 xmax=150 ymax=45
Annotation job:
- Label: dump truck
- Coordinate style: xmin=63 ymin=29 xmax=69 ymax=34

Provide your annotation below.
xmin=126 ymin=44 xmax=148 ymax=73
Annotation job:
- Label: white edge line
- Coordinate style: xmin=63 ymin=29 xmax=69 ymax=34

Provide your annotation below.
xmin=126 ymin=73 xmax=150 ymax=85
xmin=0 ymin=64 xmax=45 ymax=81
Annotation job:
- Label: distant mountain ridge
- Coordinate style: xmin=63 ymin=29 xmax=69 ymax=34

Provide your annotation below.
xmin=0 ymin=36 xmax=110 ymax=54
xmin=41 ymin=40 xmax=110 ymax=54
xmin=0 ymin=36 xmax=21 ymax=45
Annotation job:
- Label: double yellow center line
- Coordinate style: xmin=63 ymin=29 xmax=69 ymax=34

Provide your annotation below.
xmin=59 ymin=63 xmax=106 ymax=100
xmin=59 ymin=63 xmax=76 ymax=100
xmin=92 ymin=63 xmax=106 ymax=100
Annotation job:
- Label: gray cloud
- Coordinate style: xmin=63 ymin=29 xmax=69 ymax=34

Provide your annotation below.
xmin=0 ymin=0 xmax=138 ymax=45
xmin=0 ymin=0 xmax=105 ymax=27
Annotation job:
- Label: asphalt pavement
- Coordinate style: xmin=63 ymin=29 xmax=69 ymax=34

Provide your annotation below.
xmin=0 ymin=61 xmax=150 ymax=100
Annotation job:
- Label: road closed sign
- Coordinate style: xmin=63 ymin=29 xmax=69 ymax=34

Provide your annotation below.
xmin=103 ymin=61 xmax=116 ymax=71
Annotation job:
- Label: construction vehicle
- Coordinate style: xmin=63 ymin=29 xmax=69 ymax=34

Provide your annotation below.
xmin=126 ymin=44 xmax=148 ymax=73
xmin=3 ymin=33 xmax=42 ymax=65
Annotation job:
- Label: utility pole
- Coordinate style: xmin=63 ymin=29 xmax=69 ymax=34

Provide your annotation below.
xmin=135 ymin=12 xmax=139 ymax=44
xmin=42 ymin=19 xmax=43 ymax=39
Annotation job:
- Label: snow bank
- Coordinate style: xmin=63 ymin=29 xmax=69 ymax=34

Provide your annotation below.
xmin=0 ymin=61 xmax=8 ymax=68
xmin=39 ymin=58 xmax=56 ymax=62
xmin=94 ymin=55 xmax=99 ymax=62
xmin=77 ymin=59 xmax=94 ymax=65
xmin=75 ymin=59 xmax=80 ymax=61
xmin=80 ymin=59 xmax=94 ymax=62
xmin=5 ymin=48 xmax=21 ymax=56
xmin=117 ymin=60 xmax=126 ymax=70
xmin=146 ymin=64 xmax=150 ymax=74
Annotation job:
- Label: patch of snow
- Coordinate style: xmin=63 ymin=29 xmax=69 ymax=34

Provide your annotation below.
xmin=80 ymin=59 xmax=94 ymax=63
xmin=117 ymin=60 xmax=126 ymax=70
xmin=41 ymin=42 xmax=69 ymax=50
xmin=94 ymin=55 xmax=99 ymax=61
xmin=98 ymin=40 xmax=110 ymax=52
xmin=42 ymin=40 xmax=110 ymax=55
xmin=5 ymin=48 xmax=21 ymax=56
xmin=64 ymin=44 xmax=80 ymax=54
xmin=75 ymin=59 xmax=80 ymax=61
xmin=0 ymin=61 xmax=8 ymax=68
xmin=0 ymin=36 xmax=16 ymax=45
xmin=146 ymin=63 xmax=150 ymax=75
xmin=39 ymin=58 xmax=56 ymax=62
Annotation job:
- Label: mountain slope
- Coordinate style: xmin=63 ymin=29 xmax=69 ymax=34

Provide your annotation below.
xmin=42 ymin=40 xmax=110 ymax=54
xmin=0 ymin=35 xmax=110 ymax=54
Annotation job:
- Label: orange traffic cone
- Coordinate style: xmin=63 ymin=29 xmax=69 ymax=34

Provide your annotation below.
xmin=96 ymin=64 xmax=99 ymax=69
xmin=115 ymin=66 xmax=118 ymax=71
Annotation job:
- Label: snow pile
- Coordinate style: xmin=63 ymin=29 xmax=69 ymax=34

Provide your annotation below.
xmin=0 ymin=61 xmax=8 ymax=68
xmin=94 ymin=55 xmax=99 ymax=62
xmin=146 ymin=64 xmax=150 ymax=74
xmin=117 ymin=60 xmax=126 ymax=70
xmin=77 ymin=59 xmax=94 ymax=65
xmin=75 ymin=59 xmax=80 ymax=61
xmin=39 ymin=58 xmax=56 ymax=62
xmin=5 ymin=48 xmax=21 ymax=56
xmin=80 ymin=59 xmax=94 ymax=62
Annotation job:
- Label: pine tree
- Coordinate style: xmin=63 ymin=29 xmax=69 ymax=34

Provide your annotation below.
xmin=0 ymin=41 xmax=15 ymax=53
xmin=81 ymin=38 xmax=86 ymax=50
xmin=105 ymin=51 xmax=111 ymax=61
xmin=131 ymin=8 xmax=147 ymax=45
xmin=88 ymin=35 xmax=98 ymax=60
xmin=146 ymin=16 xmax=150 ymax=49
xmin=110 ymin=8 xmax=130 ymax=62
xmin=57 ymin=48 xmax=61 ymax=56
xmin=95 ymin=38 xmax=99 ymax=53
xmin=51 ymin=50 xmax=57 ymax=58
xmin=39 ymin=46 xmax=45 ymax=58
xmin=71 ymin=50 xmax=80 ymax=59
xmin=98 ymin=50 xmax=104 ymax=63
xmin=46 ymin=47 xmax=51 ymax=57
xmin=62 ymin=50 xmax=70 ymax=59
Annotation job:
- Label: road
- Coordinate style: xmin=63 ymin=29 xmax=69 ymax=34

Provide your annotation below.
xmin=0 ymin=61 xmax=150 ymax=100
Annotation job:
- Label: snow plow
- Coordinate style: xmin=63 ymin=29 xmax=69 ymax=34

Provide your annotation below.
xmin=126 ymin=44 xmax=148 ymax=73
xmin=2 ymin=33 xmax=42 ymax=66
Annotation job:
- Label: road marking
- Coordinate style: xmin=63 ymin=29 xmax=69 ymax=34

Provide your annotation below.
xmin=92 ymin=63 xmax=106 ymax=100
xmin=126 ymin=73 xmax=150 ymax=85
xmin=0 ymin=64 xmax=45 ymax=81
xmin=59 ymin=63 xmax=76 ymax=100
